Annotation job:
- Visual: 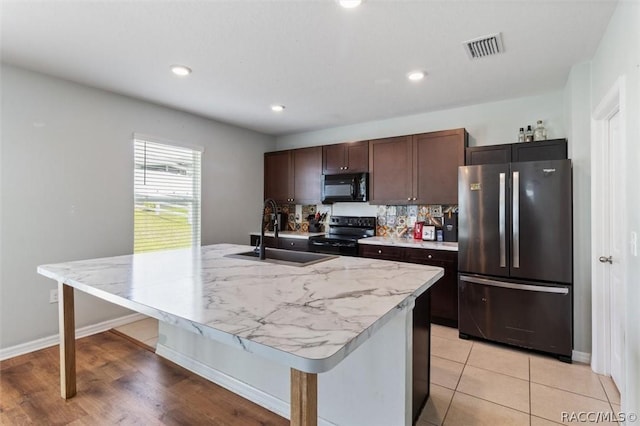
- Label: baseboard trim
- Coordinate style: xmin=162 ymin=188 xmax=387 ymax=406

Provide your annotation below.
xmin=156 ymin=343 xmax=337 ymax=426
xmin=572 ymin=350 xmax=591 ymax=364
xmin=0 ymin=313 xmax=148 ymax=361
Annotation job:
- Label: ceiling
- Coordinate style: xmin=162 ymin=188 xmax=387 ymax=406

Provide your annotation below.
xmin=1 ymin=1 xmax=618 ymax=136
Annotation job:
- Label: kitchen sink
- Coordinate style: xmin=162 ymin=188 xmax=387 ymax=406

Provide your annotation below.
xmin=225 ymin=248 xmax=337 ymax=267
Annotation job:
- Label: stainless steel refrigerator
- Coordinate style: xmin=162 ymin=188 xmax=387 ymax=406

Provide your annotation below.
xmin=458 ymin=159 xmax=573 ymax=361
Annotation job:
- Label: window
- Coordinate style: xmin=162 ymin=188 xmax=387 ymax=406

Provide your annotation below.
xmin=133 ymin=134 xmax=202 ymax=253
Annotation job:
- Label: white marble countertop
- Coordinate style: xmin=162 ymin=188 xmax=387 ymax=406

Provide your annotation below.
xmin=38 ymin=244 xmax=442 ymax=373
xmin=359 ymin=237 xmax=459 ymax=252
xmin=250 ymin=231 xmax=325 ymax=239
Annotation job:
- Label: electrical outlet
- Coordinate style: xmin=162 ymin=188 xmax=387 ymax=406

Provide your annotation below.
xmin=631 ymin=231 xmax=638 ymax=257
xmin=49 ymin=289 xmax=59 ymax=304
xmin=429 ymin=205 xmax=443 ymax=217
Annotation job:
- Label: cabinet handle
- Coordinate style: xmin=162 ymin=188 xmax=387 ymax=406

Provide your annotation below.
xmin=427 ymin=254 xmax=432 ymax=259
xmin=499 ymin=172 xmax=506 ymax=268
xmin=513 ymin=171 xmax=520 ymax=269
xmin=412 ymin=197 xmax=416 ymax=201
xmin=407 ymin=197 xmax=411 ymax=201
xmin=344 ymin=166 xmax=348 ymax=170
xmin=378 ymin=249 xmax=382 ymax=254
xmin=460 ymin=275 xmax=569 ymax=294
xmin=290 ymin=242 xmax=295 ymax=246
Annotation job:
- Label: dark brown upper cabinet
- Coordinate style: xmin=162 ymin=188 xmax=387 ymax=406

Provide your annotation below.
xmin=264 ymin=150 xmax=292 ymax=203
xmin=264 ymin=147 xmax=321 ymax=204
xmin=511 ymin=139 xmax=567 ymax=162
xmin=369 ymin=129 xmax=467 ymax=205
xmin=293 ymin=146 xmax=322 ymax=204
xmin=465 ymin=144 xmax=512 ymax=165
xmin=322 ymin=141 xmax=369 ymax=174
xmin=465 ymin=138 xmax=567 ymax=165
xmin=369 ymin=135 xmax=414 ymax=205
xmin=414 ymin=130 xmax=467 ymax=205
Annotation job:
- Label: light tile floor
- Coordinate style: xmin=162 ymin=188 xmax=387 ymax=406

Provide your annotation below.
xmin=417 ymin=324 xmax=622 ymax=425
xmin=115 ymin=318 xmax=622 ymax=425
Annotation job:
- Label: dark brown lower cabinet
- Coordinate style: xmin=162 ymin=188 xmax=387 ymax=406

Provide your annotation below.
xmin=249 ymin=235 xmax=309 ymax=252
xmin=359 ymin=244 xmax=458 ymax=327
xmin=412 ymin=291 xmax=431 ymax=423
xmin=277 ymin=238 xmax=308 ymax=251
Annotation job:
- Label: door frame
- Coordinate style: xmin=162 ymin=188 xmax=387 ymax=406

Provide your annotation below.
xmin=590 ymin=75 xmax=627 ymax=378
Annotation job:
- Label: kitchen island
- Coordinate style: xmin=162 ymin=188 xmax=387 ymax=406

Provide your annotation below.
xmin=37 ymin=243 xmax=443 ymax=426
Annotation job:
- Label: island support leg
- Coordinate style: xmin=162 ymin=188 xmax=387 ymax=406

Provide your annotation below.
xmin=58 ymin=282 xmax=76 ymax=399
xmin=290 ymin=368 xmax=317 ymax=426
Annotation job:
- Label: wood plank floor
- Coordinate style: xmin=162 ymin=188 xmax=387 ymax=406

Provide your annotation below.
xmin=0 ymin=331 xmax=288 ymax=425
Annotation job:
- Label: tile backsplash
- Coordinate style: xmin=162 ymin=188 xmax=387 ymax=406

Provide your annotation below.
xmin=266 ymin=202 xmax=457 ymax=239
xmin=375 ymin=204 xmax=457 ymax=239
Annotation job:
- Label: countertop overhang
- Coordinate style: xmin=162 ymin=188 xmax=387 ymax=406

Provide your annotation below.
xmin=38 ymin=243 xmax=443 ymax=374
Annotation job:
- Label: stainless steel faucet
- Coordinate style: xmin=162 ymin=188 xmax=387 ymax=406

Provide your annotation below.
xmin=259 ymin=198 xmax=279 ymax=260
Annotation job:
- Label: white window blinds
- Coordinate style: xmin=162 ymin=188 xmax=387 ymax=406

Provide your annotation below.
xmin=134 ymin=136 xmax=202 ymax=253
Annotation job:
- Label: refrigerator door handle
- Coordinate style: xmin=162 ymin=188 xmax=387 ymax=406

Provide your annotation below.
xmin=460 ymin=275 xmax=569 ymax=294
xmin=499 ymin=173 xmax=506 ymax=267
xmin=512 ymin=171 xmax=520 ymax=268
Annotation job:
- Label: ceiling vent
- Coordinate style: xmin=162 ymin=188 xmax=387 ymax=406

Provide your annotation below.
xmin=463 ymin=32 xmax=504 ymax=59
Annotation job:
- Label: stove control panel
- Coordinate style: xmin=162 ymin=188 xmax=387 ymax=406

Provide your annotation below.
xmin=330 ymin=216 xmax=376 ymax=228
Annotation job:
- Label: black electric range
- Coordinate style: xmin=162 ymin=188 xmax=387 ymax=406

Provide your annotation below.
xmin=308 ymin=216 xmax=376 ymax=256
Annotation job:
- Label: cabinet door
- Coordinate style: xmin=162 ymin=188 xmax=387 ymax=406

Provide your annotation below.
xmin=414 ymin=129 xmax=467 ymax=205
xmin=346 ymin=141 xmax=369 ymax=173
xmin=279 ymin=238 xmax=309 ymax=252
xmin=322 ymin=144 xmax=346 ymax=175
xmin=264 ymin=151 xmax=292 ymax=202
xmin=511 ymin=139 xmax=567 ymax=162
xmin=405 ymin=248 xmax=458 ymax=327
xmin=293 ymin=146 xmax=322 ymax=204
xmin=369 ymin=136 xmax=413 ymax=204
xmin=465 ymin=145 xmax=511 ymax=165
xmin=250 ymin=235 xmax=277 ymax=248
xmin=358 ymin=244 xmax=405 ymax=261
xmin=323 ymin=141 xmax=369 ymax=174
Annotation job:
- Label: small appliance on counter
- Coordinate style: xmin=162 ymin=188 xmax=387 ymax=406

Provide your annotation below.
xmin=413 ymin=222 xmax=424 ymax=240
xmin=443 ymin=213 xmax=458 ymax=242
xmin=422 ymin=225 xmax=435 ymax=241
xmin=308 ymin=216 xmax=375 ymax=256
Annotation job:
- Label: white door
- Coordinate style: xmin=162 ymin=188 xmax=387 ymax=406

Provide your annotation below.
xmin=605 ymin=110 xmax=625 ymax=392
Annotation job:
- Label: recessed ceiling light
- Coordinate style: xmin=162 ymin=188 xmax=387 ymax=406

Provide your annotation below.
xmin=407 ymin=71 xmax=426 ymax=81
xmin=171 ymin=65 xmax=192 ymax=76
xmin=271 ymin=105 xmax=285 ymax=112
xmin=338 ymin=0 xmax=362 ymax=9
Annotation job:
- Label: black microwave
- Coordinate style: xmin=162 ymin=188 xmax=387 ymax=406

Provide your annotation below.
xmin=321 ymin=173 xmax=368 ymax=203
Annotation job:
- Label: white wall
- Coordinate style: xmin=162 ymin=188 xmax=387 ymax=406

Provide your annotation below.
xmin=0 ymin=65 xmax=275 ymax=349
xmin=563 ymin=62 xmax=593 ymax=354
xmin=590 ymin=0 xmax=640 ymax=413
xmin=277 ymin=92 xmax=565 ymax=150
